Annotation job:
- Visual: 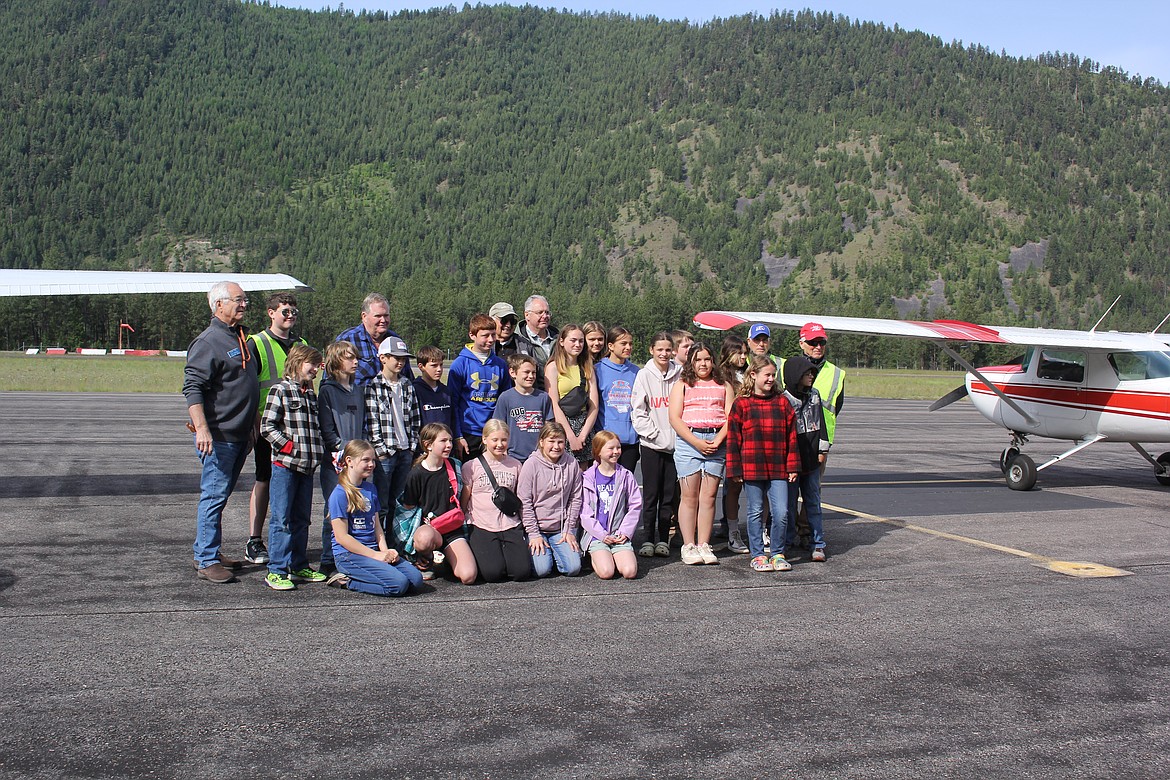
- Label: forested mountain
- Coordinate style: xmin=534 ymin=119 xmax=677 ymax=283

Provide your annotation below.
xmin=2 ymin=0 xmax=1168 ymax=366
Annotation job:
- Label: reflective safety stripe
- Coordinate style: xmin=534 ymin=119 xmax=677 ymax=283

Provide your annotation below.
xmin=258 ymin=334 xmax=279 ymax=391
xmin=813 ymin=362 xmax=844 ymax=443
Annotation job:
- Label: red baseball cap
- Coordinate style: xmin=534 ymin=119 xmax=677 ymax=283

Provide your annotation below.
xmin=799 ymin=322 xmax=827 ymax=342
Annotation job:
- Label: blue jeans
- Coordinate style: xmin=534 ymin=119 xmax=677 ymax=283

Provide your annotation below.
xmin=374 ymin=450 xmax=412 ymax=530
xmin=268 ymin=464 xmax=315 ymax=575
xmin=743 ymin=479 xmax=789 ymax=558
xmin=787 ymin=469 xmax=825 ymax=549
xmin=335 ymin=548 xmax=423 ymax=596
xmin=319 ymin=463 xmax=339 ymax=567
xmin=193 ymin=438 xmax=250 ymax=568
xmin=530 ymin=532 xmax=582 ymax=578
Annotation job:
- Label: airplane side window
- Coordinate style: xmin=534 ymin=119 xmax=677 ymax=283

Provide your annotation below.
xmin=1146 ymin=352 xmax=1170 ymax=379
xmin=1037 ymin=350 xmax=1085 ymax=383
xmin=1109 ymin=352 xmax=1148 ymax=381
xmin=1117 ymin=351 xmax=1170 ymax=380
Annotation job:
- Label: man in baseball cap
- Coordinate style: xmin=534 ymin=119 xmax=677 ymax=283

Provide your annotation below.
xmin=747 ymin=322 xmax=780 ymax=370
xmin=796 ymin=322 xmax=842 ymax=439
xmin=787 ymin=321 xmax=845 ymax=550
xmin=490 ymin=301 xmax=533 ymax=360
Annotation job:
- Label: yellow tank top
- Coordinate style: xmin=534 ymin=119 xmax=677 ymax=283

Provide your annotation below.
xmin=557 ymin=364 xmax=583 ymax=398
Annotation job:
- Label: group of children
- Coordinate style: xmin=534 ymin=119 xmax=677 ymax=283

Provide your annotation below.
xmin=255 ymin=309 xmax=831 ymax=597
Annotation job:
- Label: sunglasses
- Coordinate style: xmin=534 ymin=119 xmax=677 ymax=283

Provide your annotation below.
xmin=278 ymin=308 xmax=299 ymax=317
xmin=805 ymin=339 xmax=827 ymax=347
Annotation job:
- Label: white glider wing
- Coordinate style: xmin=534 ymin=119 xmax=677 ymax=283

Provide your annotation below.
xmin=692 ymin=310 xmax=1170 ymax=352
xmin=0 ymin=270 xmax=311 ymax=297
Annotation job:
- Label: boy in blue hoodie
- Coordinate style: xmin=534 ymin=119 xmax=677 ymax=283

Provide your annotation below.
xmin=447 ymin=313 xmax=512 ymax=460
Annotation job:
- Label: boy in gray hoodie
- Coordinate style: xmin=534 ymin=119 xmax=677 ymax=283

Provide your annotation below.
xmin=782 ymin=355 xmax=831 ymax=561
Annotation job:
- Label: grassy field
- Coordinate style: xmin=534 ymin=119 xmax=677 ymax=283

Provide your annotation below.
xmin=0 ymin=353 xmax=965 ymax=399
xmin=0 ymin=353 xmax=186 ymax=393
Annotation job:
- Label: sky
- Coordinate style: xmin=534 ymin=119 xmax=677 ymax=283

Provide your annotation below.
xmin=279 ymin=0 xmax=1170 ymax=84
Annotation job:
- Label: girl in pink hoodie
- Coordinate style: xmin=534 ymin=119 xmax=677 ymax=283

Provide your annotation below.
xmin=517 ymin=422 xmax=583 ymax=577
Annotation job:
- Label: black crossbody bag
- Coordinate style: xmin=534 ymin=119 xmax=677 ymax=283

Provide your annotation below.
xmin=477 ymin=455 xmax=523 ymax=517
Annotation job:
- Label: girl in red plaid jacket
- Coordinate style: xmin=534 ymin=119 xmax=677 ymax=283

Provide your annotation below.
xmin=725 ymin=355 xmax=801 ymax=573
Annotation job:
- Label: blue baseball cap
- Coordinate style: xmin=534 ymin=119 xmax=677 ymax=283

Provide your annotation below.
xmin=749 ymin=323 xmax=771 ymax=340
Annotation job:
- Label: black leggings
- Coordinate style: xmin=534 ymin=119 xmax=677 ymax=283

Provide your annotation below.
xmin=468 ymin=525 xmax=531 ymax=582
xmin=619 ymin=442 xmax=640 ymax=473
xmin=639 ymin=445 xmax=676 ymax=544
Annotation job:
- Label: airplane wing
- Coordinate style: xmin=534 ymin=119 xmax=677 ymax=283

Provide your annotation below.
xmin=0 ymin=270 xmax=312 ymax=297
xmin=693 ymin=311 xmax=1170 ymax=352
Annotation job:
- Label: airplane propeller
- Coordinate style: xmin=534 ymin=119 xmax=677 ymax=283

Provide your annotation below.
xmin=929 ymin=354 xmax=1025 ymax=412
xmin=929 ymin=384 xmax=968 ymax=411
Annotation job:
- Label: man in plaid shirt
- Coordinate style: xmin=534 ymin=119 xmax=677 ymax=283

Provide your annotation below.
xmin=335 ymin=292 xmax=413 ymax=387
xmin=260 ymin=343 xmax=327 ymax=590
xmin=366 ymin=337 xmax=422 ymax=535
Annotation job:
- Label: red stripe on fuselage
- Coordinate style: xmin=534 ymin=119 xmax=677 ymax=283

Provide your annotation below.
xmin=970 ymin=380 xmax=1170 ymax=421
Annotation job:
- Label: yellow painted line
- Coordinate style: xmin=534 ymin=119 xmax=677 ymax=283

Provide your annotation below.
xmin=831 ymin=478 xmax=999 ymax=486
xmin=822 ymin=501 xmax=1133 ymax=579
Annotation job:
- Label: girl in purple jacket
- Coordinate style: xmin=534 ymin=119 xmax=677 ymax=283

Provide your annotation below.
xmin=580 ymin=430 xmax=642 ymax=580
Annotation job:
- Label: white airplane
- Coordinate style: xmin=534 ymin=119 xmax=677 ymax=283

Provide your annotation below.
xmin=0 ymin=269 xmax=311 ymax=297
xmin=693 ymin=308 xmax=1170 ymax=491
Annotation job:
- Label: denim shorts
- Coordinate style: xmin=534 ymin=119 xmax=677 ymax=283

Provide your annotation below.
xmin=673 ymin=430 xmax=725 ymax=480
xmin=587 ymin=539 xmax=635 ymax=554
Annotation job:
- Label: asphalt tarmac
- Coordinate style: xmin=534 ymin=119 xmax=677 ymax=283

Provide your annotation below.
xmin=2 ymin=393 xmax=1168 ymax=779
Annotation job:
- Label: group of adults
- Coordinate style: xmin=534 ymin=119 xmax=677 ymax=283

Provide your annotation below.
xmin=181 ymin=282 xmax=843 ymax=584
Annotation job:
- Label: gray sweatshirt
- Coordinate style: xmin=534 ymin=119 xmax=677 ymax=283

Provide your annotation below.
xmin=183 ymin=318 xmax=259 ymax=442
xmin=631 ymin=360 xmax=681 ymax=452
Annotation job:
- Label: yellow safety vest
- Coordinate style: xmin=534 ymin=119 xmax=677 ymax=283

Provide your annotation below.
xmin=249 ymin=330 xmax=307 ymax=393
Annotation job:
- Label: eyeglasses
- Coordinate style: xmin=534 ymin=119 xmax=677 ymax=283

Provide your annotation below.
xmin=226 ymin=296 xmax=248 ymax=305
xmin=805 ymin=339 xmax=827 ymax=347
xmin=278 ymin=308 xmax=299 ymax=317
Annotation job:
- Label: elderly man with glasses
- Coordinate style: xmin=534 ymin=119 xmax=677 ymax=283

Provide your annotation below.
xmin=783 ymin=322 xmax=846 ymax=551
xmin=183 ymin=281 xmax=260 ymax=583
xmin=516 ymin=294 xmax=558 ymax=391
xmin=241 ymin=292 xmax=309 ymax=567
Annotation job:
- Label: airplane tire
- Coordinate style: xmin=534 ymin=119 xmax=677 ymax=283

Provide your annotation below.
xmin=1156 ymin=452 xmax=1170 ymax=487
xmin=1005 ymin=454 xmax=1037 ymax=491
xmin=999 ymin=447 xmax=1020 ymax=474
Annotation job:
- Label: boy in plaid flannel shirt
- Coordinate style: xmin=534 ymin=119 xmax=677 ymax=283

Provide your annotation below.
xmin=366 ymin=336 xmax=422 ymax=537
xmin=260 ymin=343 xmax=327 ymax=590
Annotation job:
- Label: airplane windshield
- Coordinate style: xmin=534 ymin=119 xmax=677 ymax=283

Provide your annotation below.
xmin=1108 ymin=351 xmax=1170 ymax=381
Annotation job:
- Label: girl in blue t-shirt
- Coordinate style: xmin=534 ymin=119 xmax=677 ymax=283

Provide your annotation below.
xmin=595 ymin=326 xmax=641 ymax=474
xmin=327 ymin=439 xmax=423 ymax=596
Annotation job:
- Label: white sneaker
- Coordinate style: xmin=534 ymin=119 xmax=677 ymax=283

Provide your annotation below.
xmin=698 ymin=543 xmax=719 ymax=565
xmin=680 ymin=544 xmax=704 ymax=565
